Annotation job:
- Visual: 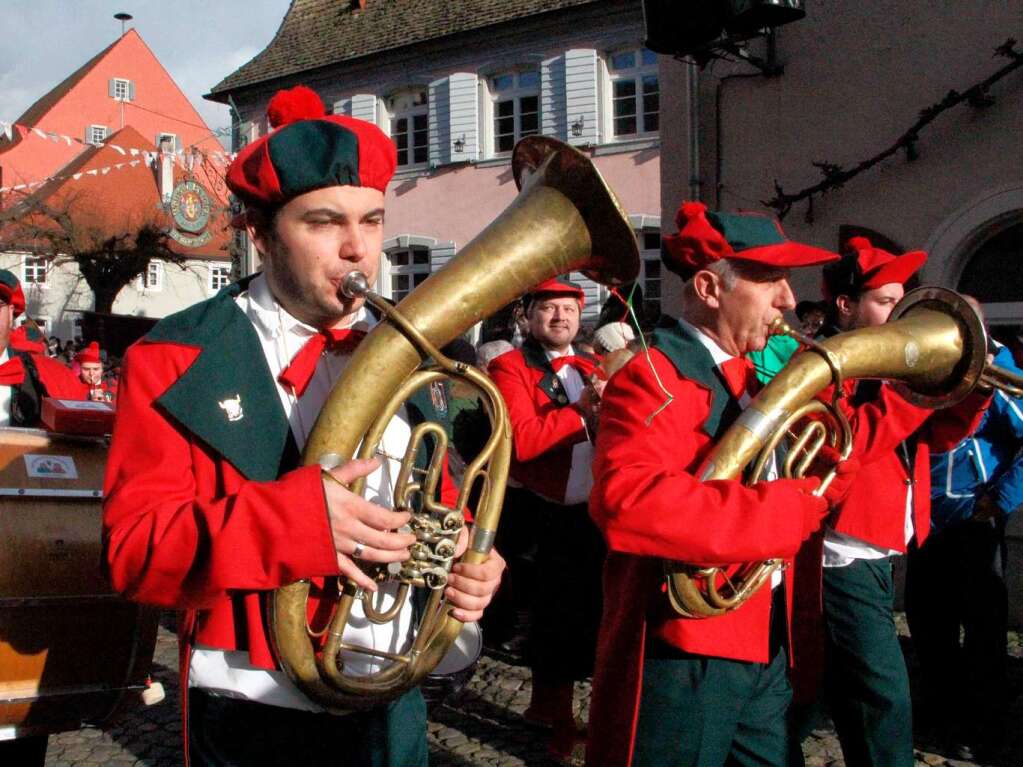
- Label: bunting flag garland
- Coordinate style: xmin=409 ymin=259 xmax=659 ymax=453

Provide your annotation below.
xmin=0 ymin=118 xmax=236 ymax=194
xmin=0 ymin=117 xmax=236 ymax=165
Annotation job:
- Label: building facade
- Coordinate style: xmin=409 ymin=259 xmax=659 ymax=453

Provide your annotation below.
xmin=208 ymin=0 xmax=662 ymax=329
xmin=0 ymin=28 xmax=232 ymax=340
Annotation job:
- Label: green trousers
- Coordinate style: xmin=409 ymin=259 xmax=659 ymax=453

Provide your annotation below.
xmin=633 ymin=592 xmax=792 ymax=767
xmin=187 ymin=687 xmax=428 ymax=766
xmin=823 ymin=557 xmax=913 ymax=767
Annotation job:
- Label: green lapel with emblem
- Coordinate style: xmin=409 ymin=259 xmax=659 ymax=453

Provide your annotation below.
xmin=521 ymin=337 xmax=587 ymax=408
xmin=651 ymin=317 xmax=741 ymax=438
xmin=147 ymin=277 xmax=291 ymax=482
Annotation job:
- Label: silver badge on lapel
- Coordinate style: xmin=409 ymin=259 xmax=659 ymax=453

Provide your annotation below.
xmin=218 ymin=394 xmax=244 ymax=422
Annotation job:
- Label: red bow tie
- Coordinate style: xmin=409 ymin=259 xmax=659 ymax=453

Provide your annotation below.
xmin=278 ymin=328 xmax=366 ymax=398
xmin=719 ymin=356 xmax=758 ymax=400
xmin=0 ymin=356 xmax=25 ymax=387
xmin=551 ymin=354 xmax=604 ymax=380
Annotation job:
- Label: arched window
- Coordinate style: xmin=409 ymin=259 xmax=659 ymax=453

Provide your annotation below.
xmin=957 ymin=222 xmax=1023 ymax=325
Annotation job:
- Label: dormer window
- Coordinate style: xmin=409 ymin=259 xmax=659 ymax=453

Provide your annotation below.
xmin=110 ymin=77 xmax=135 ymax=102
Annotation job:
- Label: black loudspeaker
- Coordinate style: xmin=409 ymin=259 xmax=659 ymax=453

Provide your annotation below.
xmin=642 ymin=0 xmax=806 ymax=58
xmin=725 ymin=0 xmax=805 ymax=37
xmin=642 ymin=0 xmax=726 ymax=57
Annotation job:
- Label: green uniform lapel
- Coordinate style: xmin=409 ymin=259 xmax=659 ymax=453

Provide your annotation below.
xmin=651 ymin=317 xmax=741 ymax=438
xmin=521 ymin=336 xmax=596 ymax=409
xmin=146 ymin=277 xmax=291 ymax=482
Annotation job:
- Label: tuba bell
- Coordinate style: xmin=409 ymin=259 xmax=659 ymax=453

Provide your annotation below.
xmin=267 ymin=136 xmax=639 ymax=709
xmin=665 ymin=286 xmax=1020 ymax=618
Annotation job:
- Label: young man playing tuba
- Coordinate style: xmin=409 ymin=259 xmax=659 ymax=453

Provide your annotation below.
xmin=103 ymin=86 xmax=504 ymax=766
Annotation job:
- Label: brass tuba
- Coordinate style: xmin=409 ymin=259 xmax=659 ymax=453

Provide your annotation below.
xmin=267 ymin=136 xmax=639 ymax=709
xmin=665 ymin=287 xmax=1020 ymax=618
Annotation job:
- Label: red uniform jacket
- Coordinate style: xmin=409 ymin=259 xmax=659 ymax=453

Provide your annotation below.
xmin=586 ymin=321 xmax=826 ymax=767
xmin=102 ymin=283 xmax=456 ymax=746
xmin=488 ymin=338 xmax=593 ymax=502
xmin=828 ymin=380 xmax=988 ymax=550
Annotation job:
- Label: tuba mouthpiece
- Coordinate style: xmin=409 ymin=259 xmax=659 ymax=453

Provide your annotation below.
xmin=340 ymin=271 xmax=370 ymax=300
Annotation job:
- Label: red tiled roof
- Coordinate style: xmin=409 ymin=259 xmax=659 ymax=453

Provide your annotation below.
xmin=6 ymin=126 xmax=230 ymax=262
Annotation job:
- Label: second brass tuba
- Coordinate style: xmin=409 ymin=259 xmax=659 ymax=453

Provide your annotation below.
xmin=665 ymin=287 xmax=1014 ymax=618
xmin=267 ymin=136 xmax=639 ymax=709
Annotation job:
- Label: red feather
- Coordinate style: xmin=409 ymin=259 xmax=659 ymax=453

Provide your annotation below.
xmin=267 ymin=86 xmax=326 ymax=129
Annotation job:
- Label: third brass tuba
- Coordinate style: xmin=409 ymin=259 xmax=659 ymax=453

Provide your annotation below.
xmin=267 ymin=136 xmax=639 ymax=708
xmin=665 ymin=287 xmax=1019 ymax=618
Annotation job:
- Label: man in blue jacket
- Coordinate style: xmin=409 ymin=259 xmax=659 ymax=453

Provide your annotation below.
xmin=906 ymin=299 xmax=1023 ymax=759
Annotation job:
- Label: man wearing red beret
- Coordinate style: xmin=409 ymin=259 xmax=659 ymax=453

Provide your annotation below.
xmin=585 ymin=203 xmax=845 ymax=766
xmin=102 ymin=86 xmax=504 ymax=765
xmin=488 ymin=276 xmax=605 ymax=760
xmin=792 ymin=238 xmax=989 ymax=767
xmin=75 ymin=342 xmax=115 ymax=403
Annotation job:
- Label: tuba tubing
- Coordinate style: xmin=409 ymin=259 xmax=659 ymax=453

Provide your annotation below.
xmin=268 ymin=136 xmax=639 ymax=709
xmin=666 ymin=287 xmax=990 ymax=618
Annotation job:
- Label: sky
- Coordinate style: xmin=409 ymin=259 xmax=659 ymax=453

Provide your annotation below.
xmin=0 ymin=0 xmax=292 ymax=139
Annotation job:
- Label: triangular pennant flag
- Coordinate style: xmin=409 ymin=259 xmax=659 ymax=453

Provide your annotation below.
xmin=32 ymin=128 xmax=47 ymax=139
xmin=86 ymin=169 xmax=98 ymax=176
xmin=0 ymin=122 xmax=11 ymax=141
xmin=110 ymin=144 xmax=126 ymax=155
xmin=101 ymin=167 xmax=110 ymax=175
xmin=129 ymin=148 xmax=139 ymax=156
xmin=62 ymin=134 xmax=73 ymax=145
xmin=129 ymin=160 xmax=139 ymax=167
xmin=72 ymin=173 xmax=83 ymax=180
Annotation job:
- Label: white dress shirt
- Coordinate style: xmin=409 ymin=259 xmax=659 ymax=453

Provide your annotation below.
xmin=545 ymin=345 xmax=594 ymax=505
xmin=189 ymin=275 xmax=417 ymax=711
xmin=0 ymin=348 xmax=12 ymax=427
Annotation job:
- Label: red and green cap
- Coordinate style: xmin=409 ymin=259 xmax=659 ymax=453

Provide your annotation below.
xmin=226 ymin=86 xmax=397 ymax=213
xmin=0 ymin=269 xmax=25 ymax=317
xmin=822 ymin=236 xmax=927 ymax=300
xmin=525 ymin=276 xmax=586 ymax=308
xmin=76 ymin=341 xmax=102 ymax=365
xmin=662 ymin=201 xmax=838 ymax=277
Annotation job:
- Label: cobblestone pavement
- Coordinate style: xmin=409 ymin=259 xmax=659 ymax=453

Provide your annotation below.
xmin=42 ymin=614 xmax=1023 ymax=766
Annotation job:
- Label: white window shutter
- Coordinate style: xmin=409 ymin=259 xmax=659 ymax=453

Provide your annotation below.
xmin=428 ymin=76 xmax=448 ymax=167
xmin=447 ymin=73 xmax=478 ymax=161
xmin=128 ymin=81 xmax=136 ymax=101
xmin=564 ymin=49 xmax=599 ymax=146
xmin=570 ymin=272 xmax=603 ymax=323
xmin=350 ymin=94 xmax=377 ymax=124
xmin=430 ymin=241 xmax=457 ymax=272
xmin=108 ymin=79 xmax=116 ymax=98
xmin=335 ymin=98 xmax=352 ymax=116
xmin=541 ymin=54 xmax=567 ymax=140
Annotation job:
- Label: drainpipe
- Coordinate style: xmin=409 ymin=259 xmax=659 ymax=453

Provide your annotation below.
xmin=687 ymin=62 xmax=702 ymax=201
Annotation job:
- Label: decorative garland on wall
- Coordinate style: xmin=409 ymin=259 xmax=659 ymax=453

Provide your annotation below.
xmin=763 ymin=38 xmax=1023 ymax=221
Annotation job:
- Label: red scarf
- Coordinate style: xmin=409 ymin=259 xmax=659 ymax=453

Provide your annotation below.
xmin=0 ymin=356 xmax=25 ymax=386
xmin=719 ymin=356 xmax=758 ymax=400
xmin=551 ymin=354 xmax=604 ymax=379
xmin=278 ymin=328 xmax=366 ymax=398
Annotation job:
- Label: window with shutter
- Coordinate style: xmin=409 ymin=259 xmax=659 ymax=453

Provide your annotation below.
xmin=112 ymin=77 xmax=132 ymax=102
xmin=389 ymin=90 xmax=429 ymax=168
xmin=608 ymin=48 xmax=659 ymax=138
xmin=490 ymin=70 xmax=539 ymax=155
xmin=564 ymin=49 xmax=599 ymax=146
xmin=87 ymin=125 xmax=108 ymax=145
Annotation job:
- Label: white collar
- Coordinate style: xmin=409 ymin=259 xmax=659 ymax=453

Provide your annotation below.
xmin=677 ymin=317 xmax=734 ymax=367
